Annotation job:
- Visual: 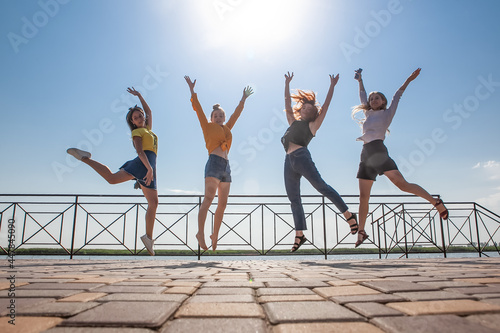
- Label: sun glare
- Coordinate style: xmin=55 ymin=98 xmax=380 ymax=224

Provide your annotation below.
xmin=201 ymin=0 xmax=305 ymax=55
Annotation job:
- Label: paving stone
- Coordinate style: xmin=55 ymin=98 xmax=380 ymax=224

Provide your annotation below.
xmin=112 ymin=281 xmax=162 ymax=286
xmin=256 ymin=287 xmax=315 ymax=296
xmin=163 ymin=281 xmax=202 ymax=288
xmin=457 ymin=278 xmax=500 ymax=284
xmin=70 ymin=277 xmax=127 ymax=284
xmin=314 ymin=285 xmax=380 ymax=297
xmin=445 ymin=286 xmax=500 ymax=294
xmin=58 ymin=292 xmax=107 ymax=302
xmin=0 ymin=316 xmax=63 ymax=333
xmin=63 ymin=301 xmax=178 ymax=328
xmin=266 ymin=281 xmax=329 ymax=288
xmin=128 ymin=278 xmax=172 ymax=283
xmin=17 ymin=301 xmax=100 ymax=317
xmin=45 ymin=328 xmax=156 ymax=333
xmin=0 ymin=289 xmax=85 ymax=298
xmin=0 ymin=297 xmax=56 ymax=316
xmin=480 ymin=298 xmax=500 ymax=306
xmin=418 ymin=280 xmax=480 ymax=288
xmin=48 ymin=275 xmax=101 ymax=279
xmin=327 ymin=280 xmax=357 ymax=286
xmin=258 ymin=294 xmax=325 ymax=303
xmin=202 ymin=281 xmax=265 ymax=288
xmin=361 ymin=280 xmax=439 ymax=293
xmin=383 ymin=276 xmax=447 ymax=282
xmin=263 ymin=301 xmax=364 ymax=324
xmin=175 ymin=302 xmax=264 ymax=318
xmin=188 ymin=295 xmax=255 ymax=303
xmin=0 ymin=281 xmax=29 ymax=290
xmin=164 ymin=286 xmax=198 ymax=295
xmin=394 ymin=290 xmax=475 ymax=301
xmin=17 ymin=282 xmax=104 ymax=290
xmin=196 ymin=287 xmax=254 ymax=295
xmin=97 ymin=293 xmax=187 ymax=302
xmin=473 ymin=293 xmax=500 ymax=299
xmin=272 ymin=322 xmax=385 ymax=333
xmin=345 ymin=302 xmax=404 ymax=318
xmin=466 ymin=313 xmax=500 ymax=332
xmin=386 ymin=299 xmax=500 ymax=315
xmin=161 ymin=318 xmax=267 ymax=333
xmin=92 ymin=285 xmax=167 ymax=294
xmin=331 ymin=294 xmax=405 ymax=305
xmin=372 ymin=314 xmax=498 ymax=333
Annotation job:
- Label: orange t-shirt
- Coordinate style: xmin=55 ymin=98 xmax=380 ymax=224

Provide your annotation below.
xmin=190 ymin=93 xmax=244 ymax=154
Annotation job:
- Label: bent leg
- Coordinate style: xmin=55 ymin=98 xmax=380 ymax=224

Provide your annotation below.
xmin=211 ymin=181 xmax=230 ymax=251
xmin=384 ymin=170 xmax=448 ymax=218
xmin=82 ymin=158 xmax=134 ymax=184
xmin=198 ymin=177 xmax=220 ymax=250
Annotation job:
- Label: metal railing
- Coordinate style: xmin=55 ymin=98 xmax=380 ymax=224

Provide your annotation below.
xmin=1 ymin=194 xmax=499 ymax=259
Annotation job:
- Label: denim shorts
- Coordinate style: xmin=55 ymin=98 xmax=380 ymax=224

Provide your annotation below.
xmin=205 ymin=154 xmax=231 ymax=183
xmin=120 ymin=150 xmax=157 ymax=189
xmin=357 ymin=140 xmax=398 ymax=181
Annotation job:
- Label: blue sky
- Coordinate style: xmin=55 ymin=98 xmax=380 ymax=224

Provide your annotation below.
xmin=2 ymin=0 xmax=500 ymax=212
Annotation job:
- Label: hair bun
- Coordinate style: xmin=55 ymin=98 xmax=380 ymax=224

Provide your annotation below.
xmin=213 ymin=104 xmax=221 ymax=111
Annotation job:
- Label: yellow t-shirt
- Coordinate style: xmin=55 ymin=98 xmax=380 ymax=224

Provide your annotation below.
xmin=190 ymin=93 xmax=243 ymax=154
xmin=132 ymin=127 xmax=158 ymax=154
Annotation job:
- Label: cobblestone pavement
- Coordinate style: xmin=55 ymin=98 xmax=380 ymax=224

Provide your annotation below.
xmin=2 ymin=257 xmax=500 ymax=332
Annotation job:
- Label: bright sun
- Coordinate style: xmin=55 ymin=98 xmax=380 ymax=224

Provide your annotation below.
xmin=200 ymin=0 xmax=304 ymax=54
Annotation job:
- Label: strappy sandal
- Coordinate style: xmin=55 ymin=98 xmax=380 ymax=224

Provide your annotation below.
xmin=355 ymin=230 xmax=369 ymax=248
xmin=346 ymin=213 xmax=358 ymax=235
xmin=290 ymin=235 xmax=307 ymax=253
xmin=434 ymin=198 xmax=449 ymax=220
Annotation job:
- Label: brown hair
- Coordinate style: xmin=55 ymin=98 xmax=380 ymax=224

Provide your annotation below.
xmin=126 ymin=105 xmax=145 ymax=131
xmin=291 ymin=89 xmax=320 ymax=121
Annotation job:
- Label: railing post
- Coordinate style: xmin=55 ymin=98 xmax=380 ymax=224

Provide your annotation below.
xmin=322 ymin=196 xmax=327 ymax=260
xmin=474 ymin=203 xmax=482 ymax=257
xmin=70 ymin=195 xmax=78 ymax=259
xmin=402 ymin=204 xmax=408 ymax=258
xmin=438 ymin=196 xmax=447 ymax=258
xmin=261 ymin=204 xmax=264 ymax=255
xmin=198 ymin=196 xmax=201 ymax=261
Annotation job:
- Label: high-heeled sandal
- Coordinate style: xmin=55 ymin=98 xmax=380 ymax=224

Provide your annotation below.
xmin=434 ymin=198 xmax=449 ymax=220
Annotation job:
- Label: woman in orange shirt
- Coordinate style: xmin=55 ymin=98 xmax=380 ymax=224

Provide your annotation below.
xmin=185 ymin=76 xmax=253 ymax=251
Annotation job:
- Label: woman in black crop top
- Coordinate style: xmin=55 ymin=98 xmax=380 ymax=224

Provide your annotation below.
xmin=282 ymin=72 xmax=358 ymax=252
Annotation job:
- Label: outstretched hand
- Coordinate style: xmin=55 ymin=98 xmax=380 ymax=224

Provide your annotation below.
xmin=127 ymin=87 xmax=141 ymax=97
xmin=408 ymin=68 xmax=421 ymax=81
xmin=243 ymin=86 xmax=254 ymax=99
xmin=184 ymin=75 xmax=196 ymax=92
xmin=330 ymin=73 xmax=340 ymax=86
xmin=285 ymin=71 xmax=294 ymax=84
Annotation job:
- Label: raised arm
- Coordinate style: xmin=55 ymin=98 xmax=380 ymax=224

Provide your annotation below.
xmin=386 ymin=68 xmax=421 ymax=119
xmin=226 ymin=86 xmax=253 ymax=129
xmin=398 ymin=68 xmax=421 ymax=93
xmin=309 ymin=74 xmax=339 ymax=135
xmin=355 ymin=70 xmax=368 ymax=105
xmin=284 ymin=72 xmax=295 ymax=125
xmin=127 ymin=87 xmax=152 ymax=129
xmin=184 ymin=75 xmax=209 ymax=129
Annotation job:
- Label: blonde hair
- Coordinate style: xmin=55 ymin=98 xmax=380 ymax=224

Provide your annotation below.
xmin=210 ymin=103 xmax=225 ymax=120
xmin=291 ymin=89 xmax=320 ymax=121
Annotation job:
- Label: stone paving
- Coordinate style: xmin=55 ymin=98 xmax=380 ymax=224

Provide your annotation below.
xmin=1 ymin=257 xmax=500 ymax=332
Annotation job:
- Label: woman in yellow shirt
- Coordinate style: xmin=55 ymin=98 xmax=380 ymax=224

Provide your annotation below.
xmin=185 ymin=76 xmax=253 ymax=251
xmin=67 ymin=87 xmax=158 ymax=256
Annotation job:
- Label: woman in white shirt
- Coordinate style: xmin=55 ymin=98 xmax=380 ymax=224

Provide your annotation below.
xmin=352 ymin=68 xmax=448 ymax=247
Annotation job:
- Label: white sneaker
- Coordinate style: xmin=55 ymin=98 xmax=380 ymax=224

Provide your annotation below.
xmin=67 ymin=148 xmax=91 ymax=161
xmin=140 ymin=234 xmax=155 ymax=256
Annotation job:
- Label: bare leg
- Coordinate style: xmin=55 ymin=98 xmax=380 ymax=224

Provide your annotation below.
xmin=198 ymin=177 xmax=220 ymax=251
xmin=140 ymin=186 xmax=158 ymax=239
xmin=210 ymin=181 xmax=230 ymax=251
xmin=358 ymin=179 xmax=374 ymax=243
xmin=384 ymin=170 xmax=447 ymax=215
xmin=81 ymin=157 xmax=134 ymax=184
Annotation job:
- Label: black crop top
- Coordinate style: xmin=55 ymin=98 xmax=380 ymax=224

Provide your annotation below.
xmin=281 ymin=120 xmax=314 ymax=152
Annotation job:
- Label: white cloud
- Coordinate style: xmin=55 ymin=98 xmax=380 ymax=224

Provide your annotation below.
xmin=164 ymin=188 xmax=202 ymax=195
xmin=484 ymin=160 xmax=500 ymax=169
xmin=472 ymin=162 xmax=481 ymax=169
